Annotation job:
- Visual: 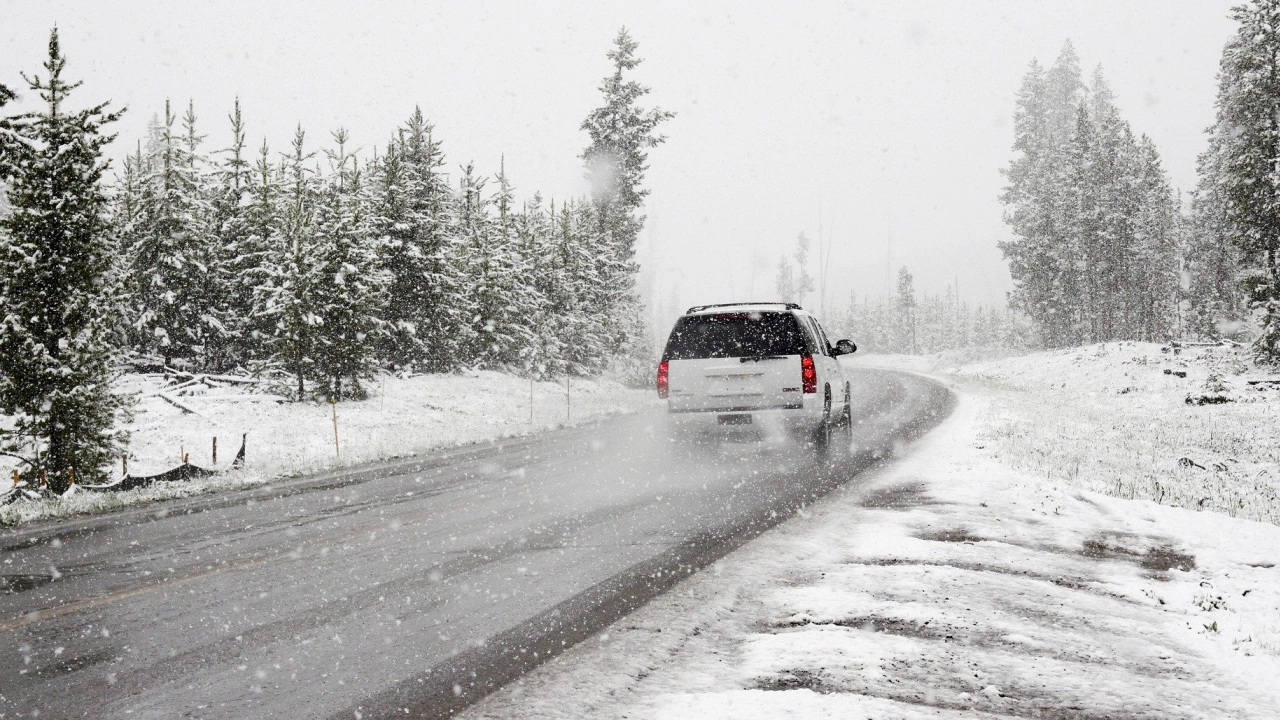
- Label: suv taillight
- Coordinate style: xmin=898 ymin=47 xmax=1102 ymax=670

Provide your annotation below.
xmin=657 ymin=360 xmax=669 ymax=399
xmin=801 ymin=354 xmax=817 ymax=394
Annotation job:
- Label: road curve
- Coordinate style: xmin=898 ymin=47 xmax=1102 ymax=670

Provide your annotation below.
xmin=0 ymin=368 xmax=953 ymax=719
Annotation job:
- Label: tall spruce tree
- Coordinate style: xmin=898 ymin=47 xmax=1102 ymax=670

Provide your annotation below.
xmin=1203 ymin=0 xmax=1280 ymax=361
xmin=470 ymin=160 xmax=534 ymax=366
xmin=895 ymin=267 xmax=918 ymax=354
xmin=375 ymin=108 xmax=458 ymax=372
xmin=0 ymin=29 xmax=129 ymax=490
xmin=513 ymin=193 xmax=554 ymax=376
xmin=1131 ymin=136 xmax=1179 ymax=341
xmin=793 ymin=232 xmax=815 ymax=307
xmin=1000 ymin=59 xmax=1063 ymax=344
xmin=211 ymin=99 xmax=255 ymax=369
xmin=581 ymin=28 xmax=672 ymax=368
xmin=267 ymin=125 xmax=320 ymax=398
xmin=310 ymin=129 xmax=387 ymax=399
xmin=775 ymin=258 xmax=796 ymax=302
xmin=240 ymin=139 xmax=283 ymax=365
xmin=0 ymin=80 xmax=15 ymax=174
xmin=125 ymin=99 xmax=219 ymax=367
xmin=1186 ymin=124 xmax=1247 ymax=338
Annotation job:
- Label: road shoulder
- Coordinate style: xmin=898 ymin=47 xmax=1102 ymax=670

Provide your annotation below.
xmin=461 ymin=389 xmax=1280 ymax=719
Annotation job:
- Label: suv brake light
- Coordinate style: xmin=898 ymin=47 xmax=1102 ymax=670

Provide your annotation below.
xmin=657 ymin=360 xmax=669 ymax=399
xmin=801 ymin=354 xmax=817 ymax=394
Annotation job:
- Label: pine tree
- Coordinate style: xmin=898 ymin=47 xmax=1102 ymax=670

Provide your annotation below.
xmin=1186 ymin=125 xmax=1247 ymax=338
xmin=267 ymin=125 xmax=320 ymax=398
xmin=0 ymin=80 xmax=16 ymax=194
xmin=895 ymin=267 xmax=918 ymax=353
xmin=211 ymin=99 xmax=256 ymax=369
xmin=793 ymin=232 xmax=815 ymax=307
xmin=513 ymin=194 xmax=555 ymax=377
xmin=582 ymin=28 xmax=673 ymax=264
xmin=1204 ymin=0 xmax=1280 ymax=362
xmin=455 ymin=162 xmax=504 ymax=366
xmin=1131 ymin=136 xmax=1179 ymax=341
xmin=775 ymin=257 xmax=796 ymax=303
xmin=473 ymin=160 xmax=535 ymax=367
xmin=241 ymin=139 xmax=283 ymax=364
xmin=0 ymin=29 xmax=129 ymax=490
xmin=125 ymin=99 xmax=219 ymax=368
xmin=373 ymin=108 xmax=460 ymax=372
xmin=581 ymin=28 xmax=673 ymax=362
xmin=309 ymin=129 xmax=387 ymax=399
xmin=1000 ymin=57 xmax=1075 ymax=346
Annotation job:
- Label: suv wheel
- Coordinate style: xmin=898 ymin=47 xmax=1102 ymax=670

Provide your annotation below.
xmin=813 ymin=386 xmax=833 ymax=451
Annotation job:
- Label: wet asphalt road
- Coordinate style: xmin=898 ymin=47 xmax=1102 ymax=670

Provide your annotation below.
xmin=0 ymin=368 xmax=952 ymax=719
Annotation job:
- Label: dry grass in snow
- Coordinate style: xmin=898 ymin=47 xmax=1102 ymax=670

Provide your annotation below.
xmin=856 ymin=342 xmax=1280 ymax=526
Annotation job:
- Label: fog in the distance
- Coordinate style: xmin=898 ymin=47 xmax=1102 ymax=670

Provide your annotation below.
xmin=1 ymin=0 xmax=1234 ymax=331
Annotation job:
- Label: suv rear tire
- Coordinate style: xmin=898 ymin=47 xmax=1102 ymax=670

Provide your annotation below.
xmin=813 ymin=386 xmax=833 ymax=452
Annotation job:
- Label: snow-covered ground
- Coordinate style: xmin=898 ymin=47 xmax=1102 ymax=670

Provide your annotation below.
xmin=859 ymin=342 xmax=1280 ymax=525
xmin=1 ymin=371 xmax=650 ymax=526
xmin=462 ymin=345 xmax=1280 ymax=718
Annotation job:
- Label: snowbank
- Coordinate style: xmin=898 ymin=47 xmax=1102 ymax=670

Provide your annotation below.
xmin=1 ymin=371 xmax=650 ymax=526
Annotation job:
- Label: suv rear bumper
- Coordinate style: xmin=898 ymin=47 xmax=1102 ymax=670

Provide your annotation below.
xmin=664 ymin=398 xmax=824 ymax=435
xmin=667 ymin=402 xmax=803 ymax=413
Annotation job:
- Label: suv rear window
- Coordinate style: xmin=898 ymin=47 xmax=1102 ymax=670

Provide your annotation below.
xmin=663 ymin=312 xmax=809 ymax=360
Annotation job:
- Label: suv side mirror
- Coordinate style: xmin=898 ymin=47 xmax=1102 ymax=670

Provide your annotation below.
xmin=834 ymin=339 xmax=857 ymax=356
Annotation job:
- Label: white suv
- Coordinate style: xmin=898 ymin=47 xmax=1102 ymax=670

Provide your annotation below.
xmin=656 ymin=303 xmax=857 ymax=448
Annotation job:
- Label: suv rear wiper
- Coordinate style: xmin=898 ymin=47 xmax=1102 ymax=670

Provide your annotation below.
xmin=740 ymin=355 xmax=787 ymax=363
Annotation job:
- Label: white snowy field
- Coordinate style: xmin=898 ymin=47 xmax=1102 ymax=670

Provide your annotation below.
xmin=862 ymin=342 xmax=1280 ymax=525
xmin=462 ymin=347 xmax=1280 ymax=719
xmin=1 ymin=371 xmax=650 ymax=526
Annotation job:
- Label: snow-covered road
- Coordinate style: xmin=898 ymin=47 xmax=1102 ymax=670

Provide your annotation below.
xmin=0 ymin=368 xmax=951 ymax=719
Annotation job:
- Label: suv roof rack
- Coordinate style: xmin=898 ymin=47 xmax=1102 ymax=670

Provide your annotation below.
xmin=685 ymin=302 xmax=802 ymax=314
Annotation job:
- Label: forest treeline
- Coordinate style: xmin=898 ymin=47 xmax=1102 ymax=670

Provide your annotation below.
xmin=999 ymin=41 xmax=1180 ymax=350
xmin=0 ymin=28 xmax=668 ymax=488
xmin=831 ymin=267 xmax=1034 ymax=355
xmin=772 ymin=241 xmax=1032 ymax=355
xmin=1003 ymin=8 xmax=1280 ymax=363
xmin=1188 ymin=0 xmax=1280 ymax=362
xmin=116 ymin=102 xmax=639 ymax=400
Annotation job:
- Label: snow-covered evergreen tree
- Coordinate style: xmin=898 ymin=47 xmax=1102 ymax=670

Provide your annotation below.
xmin=309 ymin=129 xmax=388 ymax=400
xmin=210 ymin=98 xmax=256 ymax=369
xmin=266 ymin=125 xmax=320 ymax=399
xmin=895 ymin=267 xmax=918 ymax=354
xmin=374 ymin=108 xmax=458 ymax=372
xmin=240 ymin=138 xmax=283 ymax=365
xmin=1002 ymin=42 xmax=1179 ymax=348
xmin=473 ymin=160 xmax=535 ymax=366
xmin=0 ymin=29 xmax=130 ymax=490
xmin=775 ymin=258 xmax=796 ymax=303
xmin=512 ymin=193 xmax=555 ymax=377
xmin=581 ymin=28 xmax=672 ymax=365
xmin=1185 ymin=125 xmax=1247 ymax=339
xmin=0 ymin=81 xmax=16 ymax=218
xmin=1130 ymin=136 xmax=1179 ymax=341
xmin=1000 ymin=58 xmax=1069 ymax=346
xmin=124 ymin=99 xmax=221 ymax=368
xmin=792 ymin=232 xmax=815 ymax=307
xmin=1202 ymin=0 xmax=1280 ymax=362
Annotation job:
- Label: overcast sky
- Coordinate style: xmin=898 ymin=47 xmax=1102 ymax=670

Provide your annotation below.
xmin=2 ymin=0 xmax=1238 ymax=328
